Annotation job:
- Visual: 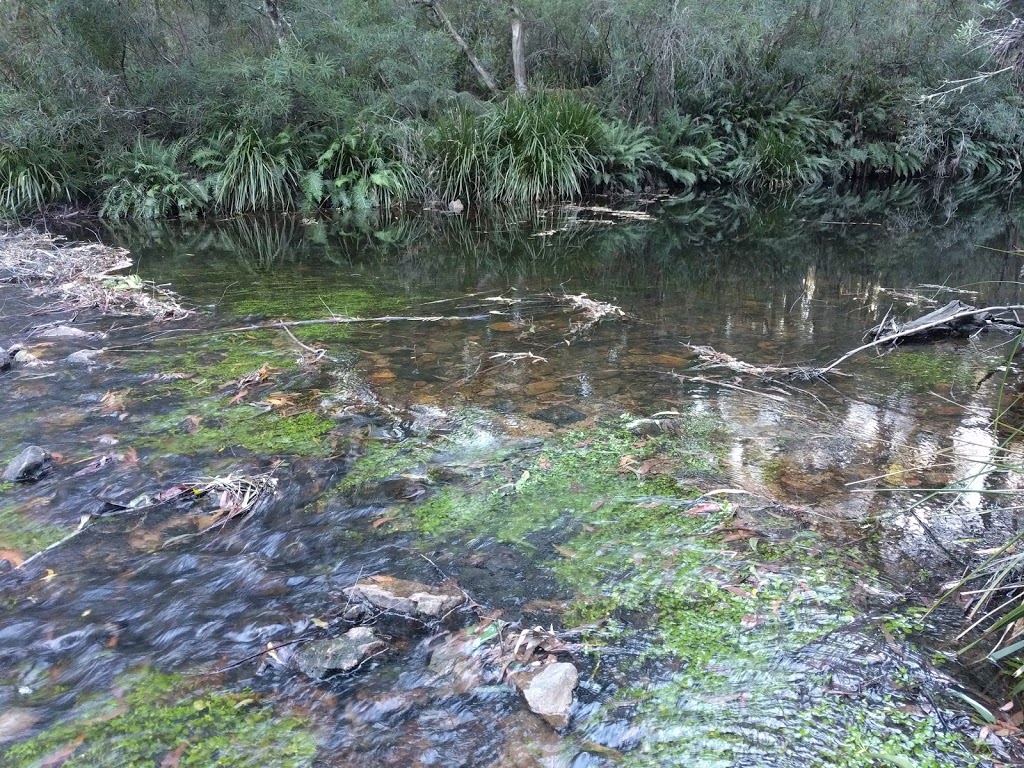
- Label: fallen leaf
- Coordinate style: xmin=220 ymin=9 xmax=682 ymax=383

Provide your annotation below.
xmin=720 ymin=528 xmax=757 ymax=542
xmin=553 ymin=545 xmax=578 ymax=559
xmin=371 ymin=516 xmax=397 ymax=529
xmin=0 ymin=549 xmax=25 ymax=567
xmin=180 ymin=415 xmax=203 ymax=433
xmin=160 ymin=743 xmax=187 ymax=768
xmin=488 ymin=321 xmax=522 ymax=332
xmin=539 ymin=457 xmax=552 ymax=471
xmin=740 ymin=614 xmax=763 ymax=629
xmin=368 ymin=370 xmax=397 ymax=384
xmin=38 ymin=735 xmax=85 ymax=768
xmin=686 ymin=503 xmax=722 ymax=516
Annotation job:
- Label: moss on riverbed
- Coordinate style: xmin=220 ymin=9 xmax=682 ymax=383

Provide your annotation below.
xmin=0 ymin=501 xmax=70 ymax=554
xmin=2 ymin=670 xmax=316 ymax=768
xmin=135 ymin=402 xmax=335 ymax=457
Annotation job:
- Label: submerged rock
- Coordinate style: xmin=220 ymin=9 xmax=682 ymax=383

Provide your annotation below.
xmin=344 ymin=575 xmax=465 ymax=619
xmin=2 ymin=446 xmax=53 ymax=482
xmin=65 ymin=349 xmax=104 ymax=365
xmin=292 ymin=626 xmax=387 ymax=679
xmin=512 ymin=662 xmax=578 ymax=728
xmin=529 ymin=405 xmax=587 ymax=427
xmin=37 ymin=325 xmax=95 ymax=339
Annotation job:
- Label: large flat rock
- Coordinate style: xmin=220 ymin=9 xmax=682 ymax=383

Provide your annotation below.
xmin=344 ymin=575 xmax=465 ymax=619
xmin=511 ymin=662 xmax=578 ymax=728
xmin=292 ymin=626 xmax=387 ymax=679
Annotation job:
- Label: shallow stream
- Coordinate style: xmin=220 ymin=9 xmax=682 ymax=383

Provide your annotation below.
xmin=3 ymin=194 xmax=1024 ymax=767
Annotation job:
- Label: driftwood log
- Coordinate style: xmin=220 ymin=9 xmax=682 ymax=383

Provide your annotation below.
xmin=865 ymin=300 xmax=995 ymax=341
xmin=685 ymin=301 xmax=1024 ymax=385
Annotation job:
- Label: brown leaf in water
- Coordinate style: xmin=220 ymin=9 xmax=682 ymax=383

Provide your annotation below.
xmin=229 ymin=389 xmax=249 ymax=405
xmin=368 ymin=370 xmax=396 ymax=384
xmin=650 ymin=354 xmax=692 ymax=367
xmin=574 ymin=437 xmax=594 ymax=448
xmin=686 ymin=503 xmax=722 ymax=516
xmin=0 ymin=549 xmax=24 ymax=567
xmin=180 ymin=415 xmax=203 ymax=433
xmin=539 ymin=457 xmax=552 ymax=471
xmin=99 ymin=390 xmax=128 ymax=414
xmin=720 ymin=528 xmax=757 ymax=542
xmin=39 ymin=735 xmax=86 ymax=767
xmin=121 ymin=447 xmax=138 ymax=466
xmin=156 ymin=485 xmax=187 ymax=502
xmin=488 ymin=322 xmax=522 ymax=332
xmin=553 ymin=545 xmax=578 ymax=559
xmin=160 ymin=743 xmax=188 ymax=768
xmin=371 ymin=516 xmax=397 ymax=529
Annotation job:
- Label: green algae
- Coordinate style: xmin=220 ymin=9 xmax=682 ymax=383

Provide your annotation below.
xmin=344 ymin=411 xmax=984 ymax=767
xmin=125 ymin=330 xmax=300 ymax=397
xmin=135 ymin=403 xmax=334 ymax=457
xmin=2 ymin=670 xmax=316 ymax=768
xmin=875 ymin=349 xmax=975 ymax=390
xmin=408 ymin=416 xmax=722 ymax=544
xmin=0 ymin=502 xmax=70 ymax=554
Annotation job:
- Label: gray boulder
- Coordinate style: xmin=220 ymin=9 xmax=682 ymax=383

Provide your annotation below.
xmin=2 ymin=446 xmax=53 ymax=482
xmin=344 ymin=575 xmax=465 ymax=619
xmin=513 ymin=662 xmax=579 ymax=728
xmin=292 ymin=626 xmax=387 ymax=679
xmin=65 ymin=349 xmax=104 ymax=365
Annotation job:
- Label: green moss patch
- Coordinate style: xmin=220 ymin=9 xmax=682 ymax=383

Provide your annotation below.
xmin=875 ymin=349 xmax=975 ymax=390
xmin=0 ymin=502 xmax=71 ymax=554
xmin=135 ymin=402 xmax=334 ymax=457
xmin=3 ymin=670 xmax=316 ymax=768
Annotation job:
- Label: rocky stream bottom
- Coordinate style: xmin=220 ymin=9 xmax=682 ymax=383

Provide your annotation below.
xmin=0 ymin=259 xmax=1021 ymax=768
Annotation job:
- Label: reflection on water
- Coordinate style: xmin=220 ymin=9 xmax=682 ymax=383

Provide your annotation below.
xmin=6 ymin=191 xmax=1024 ymax=765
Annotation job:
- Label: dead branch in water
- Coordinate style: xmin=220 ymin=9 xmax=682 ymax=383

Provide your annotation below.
xmin=684 ymin=302 xmax=1024 ymax=384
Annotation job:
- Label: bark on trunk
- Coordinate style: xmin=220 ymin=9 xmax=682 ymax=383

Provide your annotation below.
xmin=416 ymin=0 xmax=499 ymax=96
xmin=511 ymin=9 xmax=527 ymax=96
xmin=263 ymin=0 xmax=291 ymax=48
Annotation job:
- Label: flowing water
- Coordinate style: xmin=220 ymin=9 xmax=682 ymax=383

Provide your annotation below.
xmin=3 ymin=194 xmax=1024 ymax=767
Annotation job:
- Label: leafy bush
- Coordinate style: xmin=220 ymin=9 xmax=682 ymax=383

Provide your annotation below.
xmin=100 ymin=138 xmax=207 ymax=219
xmin=193 ymin=129 xmax=306 ymax=214
xmin=0 ymin=144 xmax=76 ymax=215
xmin=432 ymin=94 xmax=614 ymax=204
xmin=307 ymin=128 xmax=420 ymax=210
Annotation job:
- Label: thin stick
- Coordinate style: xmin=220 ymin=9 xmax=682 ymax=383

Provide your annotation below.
xmin=19 ymin=515 xmax=92 ymax=568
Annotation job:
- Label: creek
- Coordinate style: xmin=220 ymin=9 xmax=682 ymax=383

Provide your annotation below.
xmin=2 ymin=194 xmax=1024 ymax=767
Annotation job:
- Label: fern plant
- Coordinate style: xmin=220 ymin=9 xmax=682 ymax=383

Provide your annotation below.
xmin=311 ymin=130 xmax=419 ymax=210
xmin=99 ymin=137 xmax=207 ymax=219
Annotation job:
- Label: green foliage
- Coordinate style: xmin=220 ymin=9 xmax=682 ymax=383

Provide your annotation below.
xmin=3 ymin=0 xmax=1024 ymax=219
xmin=0 ymin=144 xmax=75 ymax=215
xmin=310 ymin=128 xmax=420 ymax=210
xmin=193 ymin=129 xmax=306 ymax=214
xmin=100 ymin=137 xmax=207 ymax=219
xmin=3 ymin=670 xmax=316 ymax=768
xmin=432 ymin=94 xmax=657 ymax=203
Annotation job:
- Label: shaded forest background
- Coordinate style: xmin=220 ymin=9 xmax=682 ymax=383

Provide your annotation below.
xmin=2 ymin=0 xmax=1024 ymax=217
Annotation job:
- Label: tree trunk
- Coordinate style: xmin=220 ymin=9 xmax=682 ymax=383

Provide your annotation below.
xmin=263 ymin=0 xmax=291 ymax=48
xmin=417 ymin=0 xmax=499 ymax=97
xmin=511 ymin=8 xmax=527 ymax=96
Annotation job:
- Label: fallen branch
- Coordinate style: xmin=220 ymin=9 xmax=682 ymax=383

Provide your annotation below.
xmin=816 ymin=302 xmax=1024 ymax=376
